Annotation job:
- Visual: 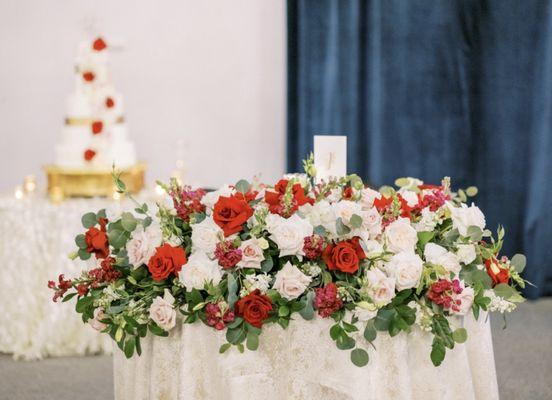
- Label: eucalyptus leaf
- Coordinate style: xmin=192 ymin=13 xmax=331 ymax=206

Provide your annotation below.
xmin=298 ymin=291 xmax=315 ymax=320
xmin=235 ymin=179 xmax=251 ymax=194
xmin=510 ymin=254 xmax=526 ymax=273
xmin=350 ymin=214 xmax=363 ymax=229
xmin=350 ymin=348 xmax=369 ymax=367
xmin=336 ymin=218 xmax=351 ymax=236
xmin=452 ymin=328 xmax=468 ymax=344
xmin=121 ymin=212 xmax=138 ymax=232
xmin=81 ymin=212 xmax=97 ymax=229
xmin=246 ymin=332 xmax=259 ymax=351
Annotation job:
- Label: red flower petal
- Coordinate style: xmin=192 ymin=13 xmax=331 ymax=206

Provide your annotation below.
xmin=92 ymin=37 xmax=107 ymax=51
xmin=84 ymin=149 xmax=96 ymax=161
xmin=105 ymin=97 xmax=115 ymax=108
xmin=82 ymin=71 xmax=95 ymax=82
xmin=91 ymin=121 xmax=103 ymax=135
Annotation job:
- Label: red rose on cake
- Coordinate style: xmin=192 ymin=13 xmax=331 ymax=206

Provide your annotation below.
xmin=84 ymin=149 xmax=96 ymax=161
xmin=234 ymin=289 xmax=273 ymax=328
xmin=92 ymin=37 xmax=107 ymax=52
xmin=213 ymin=194 xmax=254 ymax=236
xmin=147 ymin=243 xmax=187 ymax=281
xmin=85 ymin=218 xmax=109 ymax=259
xmin=91 ymin=121 xmax=103 ymax=135
xmin=322 ymin=237 xmax=366 ymax=274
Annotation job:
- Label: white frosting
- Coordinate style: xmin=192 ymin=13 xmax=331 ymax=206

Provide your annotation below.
xmin=55 ymin=38 xmax=137 ymax=169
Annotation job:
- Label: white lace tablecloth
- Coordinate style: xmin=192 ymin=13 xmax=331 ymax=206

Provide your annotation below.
xmin=114 ymin=313 xmax=498 ymax=400
xmin=0 ymin=195 xmax=127 ymax=359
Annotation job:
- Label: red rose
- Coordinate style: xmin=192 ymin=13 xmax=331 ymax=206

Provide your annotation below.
xmin=84 ymin=149 xmax=96 ymax=161
xmin=85 ymin=218 xmax=109 ymax=259
xmin=105 ymin=97 xmax=115 ymax=108
xmin=234 ymin=289 xmax=273 ymax=328
xmin=92 ymin=37 xmax=107 ymax=51
xmin=147 ymin=243 xmax=187 ymax=281
xmin=213 ymin=194 xmax=253 ymax=236
xmin=82 ymin=71 xmax=95 ymax=82
xmin=91 ymin=121 xmax=103 ymax=135
xmin=265 ymin=179 xmax=314 ymax=217
xmin=322 ymin=237 xmax=365 ymax=274
xmin=485 ymin=258 xmax=510 ymax=286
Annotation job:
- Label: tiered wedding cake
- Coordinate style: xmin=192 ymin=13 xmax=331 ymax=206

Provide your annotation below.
xmin=55 ymin=37 xmax=137 ymax=169
xmin=45 ymin=37 xmax=144 ymax=200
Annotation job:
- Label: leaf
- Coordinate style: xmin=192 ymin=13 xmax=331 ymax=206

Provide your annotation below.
xmin=493 ymin=283 xmax=516 ymax=300
xmin=363 ymin=320 xmax=377 ymax=342
xmin=330 ymin=324 xmax=342 ymax=340
xmin=510 ymin=254 xmax=526 ymax=273
xmin=235 ymin=179 xmax=251 ymax=194
xmin=431 ymin=340 xmax=446 ymax=366
xmin=121 ymin=212 xmax=137 ymax=232
xmin=350 ymin=348 xmax=369 ymax=367
xmin=135 ymin=336 xmax=142 ymax=356
xmin=417 ymin=231 xmax=434 ymax=248
xmin=78 ymin=248 xmax=91 ymax=260
xmin=452 ymin=328 xmax=468 ymax=344
xmin=336 ymin=334 xmax=356 ymax=350
xmin=260 ymin=257 xmax=274 ymax=273
xmin=124 ymin=337 xmax=135 ymax=358
xmin=115 ymin=327 xmax=124 ymax=342
xmin=226 ymin=327 xmax=246 ymax=345
xmin=350 ymin=214 xmax=363 ymax=229
xmin=148 ymin=323 xmax=169 ymax=337
xmin=342 ymin=321 xmax=359 ymax=333
xmin=108 ymin=229 xmax=127 ymax=249
xmin=219 ymin=343 xmax=232 ymax=354
xmin=227 ymin=274 xmax=239 ymax=308
xmin=226 ymin=317 xmax=243 ymax=329
xmin=81 ymin=212 xmax=97 ymax=229
xmin=336 ymin=218 xmax=351 ymax=236
xmin=75 ymin=234 xmax=87 ymax=249
xmin=374 ymin=308 xmax=395 ymax=331
xmin=62 ymin=292 xmax=77 ymax=303
xmin=278 ymin=305 xmax=290 ymax=317
xmin=467 ymin=226 xmax=483 ymax=242
xmin=314 ymin=225 xmax=326 ymax=236
xmin=246 ymin=332 xmax=259 ymax=351
xmin=298 ymin=291 xmax=315 ymax=320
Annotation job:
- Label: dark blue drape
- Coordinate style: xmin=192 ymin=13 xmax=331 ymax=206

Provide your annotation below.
xmin=287 ymin=0 xmax=552 ymax=298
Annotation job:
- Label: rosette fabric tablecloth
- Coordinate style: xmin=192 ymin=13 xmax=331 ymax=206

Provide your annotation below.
xmin=0 ymin=196 xmax=123 ymax=359
xmin=114 ymin=313 xmax=498 ymax=400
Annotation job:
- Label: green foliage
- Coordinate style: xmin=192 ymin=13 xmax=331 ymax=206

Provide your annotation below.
xmin=350 ymin=348 xmax=369 ymax=367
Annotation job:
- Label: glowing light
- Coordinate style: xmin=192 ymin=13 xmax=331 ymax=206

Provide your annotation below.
xmin=14 ymin=185 xmax=24 ymax=200
xmin=155 ymin=184 xmax=165 ymax=196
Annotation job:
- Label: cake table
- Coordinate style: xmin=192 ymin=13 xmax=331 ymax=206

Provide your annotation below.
xmin=114 ymin=313 xmax=498 ymax=400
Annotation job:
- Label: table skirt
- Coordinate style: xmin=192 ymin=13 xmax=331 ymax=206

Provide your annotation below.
xmin=114 ymin=314 xmax=498 ymax=400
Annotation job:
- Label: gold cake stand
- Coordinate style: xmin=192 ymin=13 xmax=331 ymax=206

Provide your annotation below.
xmin=44 ymin=163 xmax=146 ymax=201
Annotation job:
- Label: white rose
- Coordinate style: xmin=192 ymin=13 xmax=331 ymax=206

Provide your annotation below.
xmin=360 ymin=239 xmax=384 ymax=257
xmin=361 ymin=207 xmax=382 ymax=238
xmin=300 ymin=200 xmax=336 ymax=236
xmin=237 ymin=238 xmax=265 ymax=269
xmin=332 ymin=200 xmax=363 ymax=226
xmin=385 ymin=251 xmax=424 ymax=291
xmin=398 ymin=188 xmax=419 ymax=208
xmin=384 ymin=218 xmax=418 ymax=253
xmin=456 ymin=244 xmax=477 ymax=265
xmin=449 ymin=203 xmax=486 ymax=237
xmin=424 ymin=243 xmax=461 ymax=275
xmin=360 ymin=187 xmax=381 ymax=209
xmin=364 ymin=267 xmax=396 ymax=307
xmin=148 ymin=289 xmax=177 ymax=331
xmin=201 ymin=185 xmax=234 ymax=213
xmin=414 ymin=207 xmax=438 ymax=232
xmin=126 ymin=224 xmax=162 ymax=267
xmin=272 ymin=261 xmax=311 ymax=300
xmin=191 ymin=217 xmax=223 ymax=257
xmin=179 ymin=252 xmax=223 ymax=291
xmin=453 ymin=286 xmax=474 ymax=316
xmin=353 ymin=301 xmax=378 ymax=321
xmin=266 ymin=213 xmax=313 ymax=257
xmin=89 ymin=307 xmax=107 ymax=332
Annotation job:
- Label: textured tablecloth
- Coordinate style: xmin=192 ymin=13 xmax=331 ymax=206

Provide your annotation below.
xmin=0 ymin=195 xmax=125 ymax=359
xmin=114 ymin=313 xmax=499 ymax=400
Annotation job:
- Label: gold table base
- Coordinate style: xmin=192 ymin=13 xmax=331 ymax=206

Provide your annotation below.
xmin=44 ymin=163 xmax=146 ymax=201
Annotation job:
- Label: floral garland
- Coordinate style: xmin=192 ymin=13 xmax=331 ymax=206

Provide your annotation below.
xmin=49 ymin=156 xmax=526 ymax=367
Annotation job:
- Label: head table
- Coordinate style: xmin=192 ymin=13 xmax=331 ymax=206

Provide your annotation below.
xmin=114 ymin=312 xmax=498 ymax=400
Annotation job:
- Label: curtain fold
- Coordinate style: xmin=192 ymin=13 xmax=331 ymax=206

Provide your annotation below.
xmin=287 ymin=0 xmax=552 ymax=298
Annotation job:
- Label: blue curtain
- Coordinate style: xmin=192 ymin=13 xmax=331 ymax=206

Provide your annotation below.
xmin=287 ymin=0 xmax=552 ymax=298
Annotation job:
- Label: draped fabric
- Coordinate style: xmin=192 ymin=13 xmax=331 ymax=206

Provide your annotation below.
xmin=287 ymin=0 xmax=552 ymax=298
xmin=114 ymin=314 xmax=498 ymax=400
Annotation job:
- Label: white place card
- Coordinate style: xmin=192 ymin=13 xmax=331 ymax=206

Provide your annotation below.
xmin=314 ymin=135 xmax=347 ymax=181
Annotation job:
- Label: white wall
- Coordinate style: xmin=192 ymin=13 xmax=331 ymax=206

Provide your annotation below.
xmin=0 ymin=0 xmax=286 ymax=192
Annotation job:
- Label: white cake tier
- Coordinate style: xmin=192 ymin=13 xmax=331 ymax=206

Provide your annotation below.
xmin=66 ymin=91 xmax=124 ymax=119
xmin=55 ymin=122 xmax=137 ymax=169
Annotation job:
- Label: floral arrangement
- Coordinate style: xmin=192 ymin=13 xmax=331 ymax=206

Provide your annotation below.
xmin=49 ymin=156 xmax=526 ymax=367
